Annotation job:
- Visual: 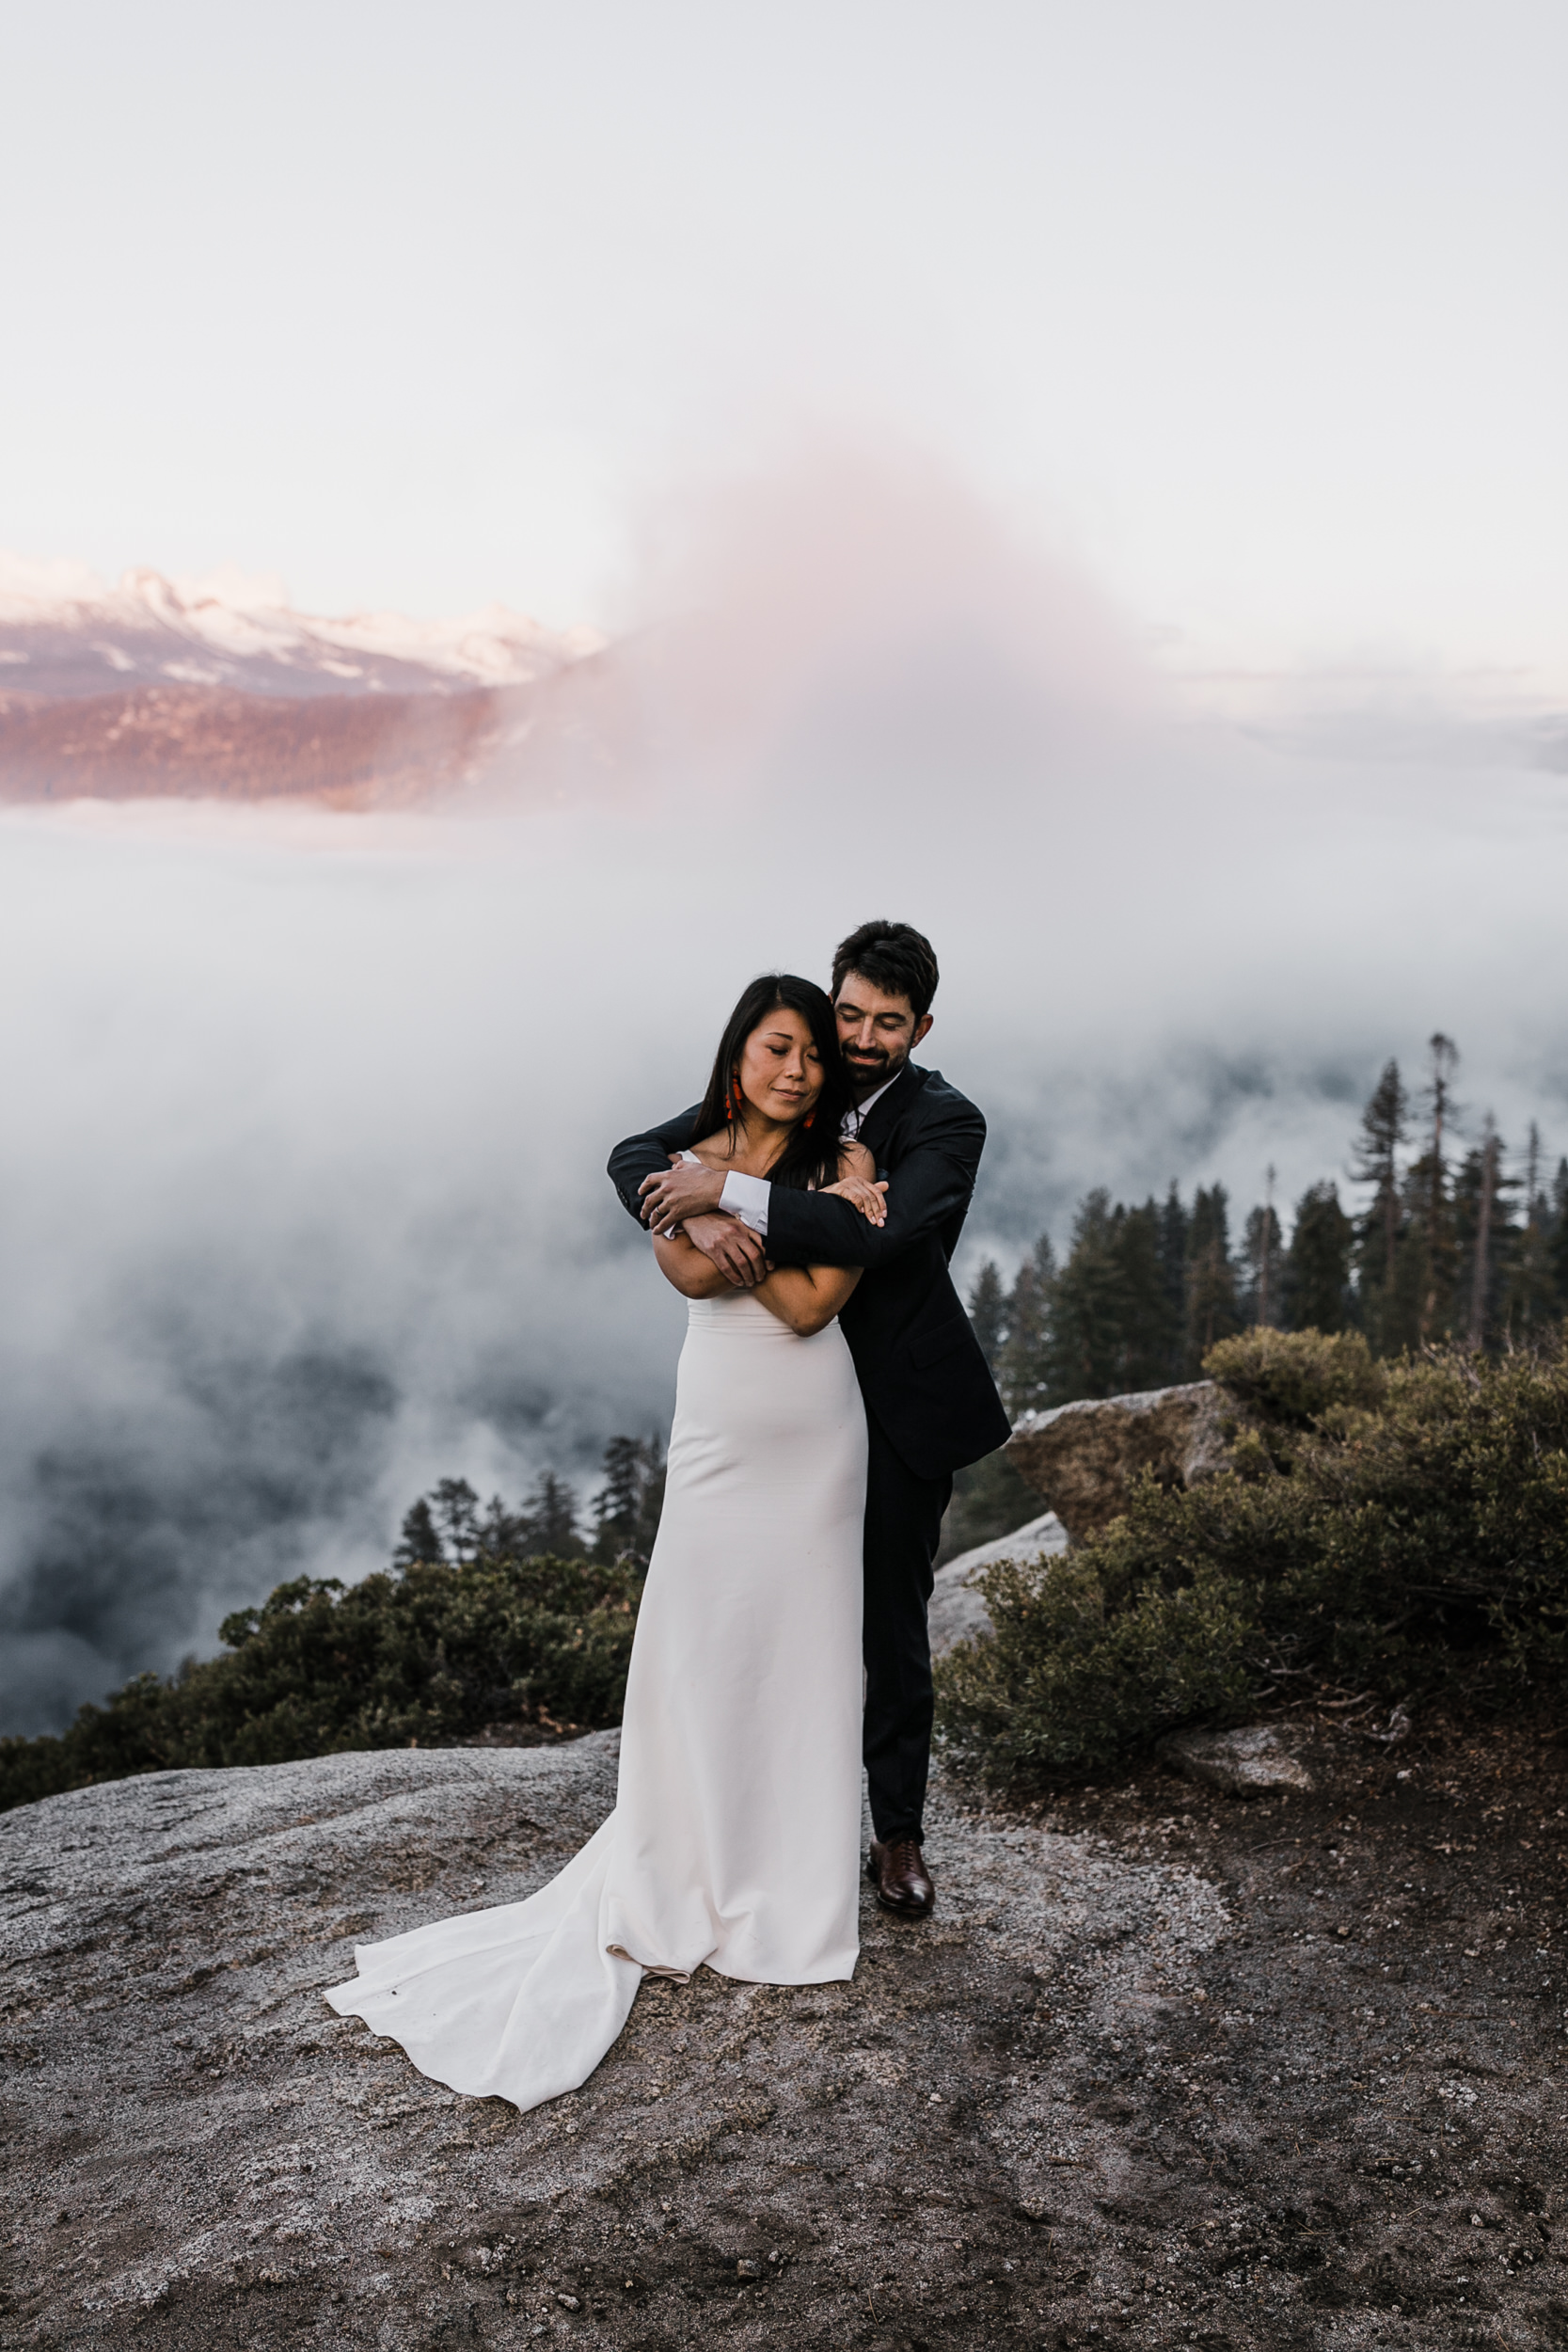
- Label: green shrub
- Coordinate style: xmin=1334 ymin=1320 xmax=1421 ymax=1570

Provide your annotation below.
xmin=0 ymin=1551 xmax=641 ymax=1815
xmin=1203 ymin=1326 xmax=1386 ymax=1428
xmin=935 ymin=1554 xmax=1255 ymax=1780
xmin=935 ymin=1327 xmax=1568 ymax=1788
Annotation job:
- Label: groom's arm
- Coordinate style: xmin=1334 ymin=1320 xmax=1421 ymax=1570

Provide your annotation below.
xmin=767 ymin=1095 xmax=987 ymax=1271
xmin=607 ymin=1105 xmax=704 ymax=1223
xmin=608 ymin=1106 xmax=771 ymax=1287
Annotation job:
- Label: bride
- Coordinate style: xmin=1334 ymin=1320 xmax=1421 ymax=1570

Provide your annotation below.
xmin=325 ymin=973 xmax=887 ymax=2111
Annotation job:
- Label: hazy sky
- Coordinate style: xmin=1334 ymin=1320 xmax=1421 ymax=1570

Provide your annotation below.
xmin=5 ymin=5 xmax=1568 ymax=1734
xmin=5 ymin=0 xmax=1567 ymax=693
xmin=4 ymin=445 xmax=1567 ymax=1732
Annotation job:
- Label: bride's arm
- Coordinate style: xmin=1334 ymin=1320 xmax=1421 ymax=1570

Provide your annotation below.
xmin=652 ymin=1231 xmax=738 ymax=1298
xmin=752 ymin=1260 xmax=863 ymax=1335
xmin=752 ymin=1141 xmax=876 ymax=1334
xmin=657 ymin=1226 xmax=852 ymax=1321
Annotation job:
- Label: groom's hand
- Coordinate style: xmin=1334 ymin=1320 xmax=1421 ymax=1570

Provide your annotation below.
xmin=682 ymin=1212 xmax=769 ymax=1288
xmin=638 ymin=1156 xmax=725 ymax=1231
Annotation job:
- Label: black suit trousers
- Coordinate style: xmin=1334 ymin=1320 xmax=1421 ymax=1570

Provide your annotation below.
xmin=862 ymin=1408 xmax=952 ymax=1846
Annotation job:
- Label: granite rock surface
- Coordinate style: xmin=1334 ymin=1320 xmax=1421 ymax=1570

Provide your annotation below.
xmin=927 ymin=1512 xmax=1069 ymax=1657
xmin=6 ymin=1722 xmax=1567 ymax=2349
xmin=1158 ymin=1725 xmax=1317 ymax=1798
xmin=1006 ymin=1381 xmax=1232 ymax=1542
xmin=0 ymin=1736 xmax=1227 ymax=2346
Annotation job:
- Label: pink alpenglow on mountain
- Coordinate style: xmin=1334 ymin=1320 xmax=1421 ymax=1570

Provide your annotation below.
xmin=0 ymin=555 xmax=603 ymax=808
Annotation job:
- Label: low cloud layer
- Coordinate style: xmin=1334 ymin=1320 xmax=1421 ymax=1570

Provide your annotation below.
xmin=4 ymin=445 xmax=1566 ymax=1733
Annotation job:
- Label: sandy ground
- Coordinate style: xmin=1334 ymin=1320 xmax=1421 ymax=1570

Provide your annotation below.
xmin=2 ymin=1716 xmax=1565 ymax=2351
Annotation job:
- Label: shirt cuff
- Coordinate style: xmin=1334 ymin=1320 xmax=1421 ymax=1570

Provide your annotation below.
xmin=719 ymin=1169 xmax=771 ymax=1237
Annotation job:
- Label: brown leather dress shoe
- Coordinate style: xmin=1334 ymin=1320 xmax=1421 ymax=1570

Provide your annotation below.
xmin=867 ymin=1836 xmax=935 ymax=1919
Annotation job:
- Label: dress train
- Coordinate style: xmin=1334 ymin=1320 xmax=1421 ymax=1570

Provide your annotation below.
xmin=325 ymin=1284 xmax=868 ymax=2110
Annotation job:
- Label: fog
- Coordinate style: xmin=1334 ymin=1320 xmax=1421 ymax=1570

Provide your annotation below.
xmin=5 ymin=446 xmax=1566 ymax=1733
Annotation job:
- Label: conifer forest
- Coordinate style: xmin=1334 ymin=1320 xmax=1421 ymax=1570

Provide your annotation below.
xmin=967 ymin=1035 xmax=1568 ymax=1422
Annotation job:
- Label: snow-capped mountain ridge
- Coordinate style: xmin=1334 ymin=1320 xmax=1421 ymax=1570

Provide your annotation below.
xmin=0 ymin=552 xmax=603 ymax=702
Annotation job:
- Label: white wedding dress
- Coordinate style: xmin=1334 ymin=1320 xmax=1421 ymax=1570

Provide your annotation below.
xmin=325 ymin=1223 xmax=868 ymax=2113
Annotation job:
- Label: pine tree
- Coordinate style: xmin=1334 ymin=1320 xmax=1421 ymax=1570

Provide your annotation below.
xmin=967 ymin=1261 xmax=1006 ymax=1374
xmin=1454 ymin=1121 xmax=1519 ymax=1351
xmin=1551 ymin=1159 xmax=1568 ymax=1313
xmin=1281 ymin=1181 xmax=1354 ymax=1332
xmin=592 ymin=1438 xmax=644 ymax=1554
xmin=1378 ymin=1160 xmax=1433 ymax=1356
xmin=1416 ymin=1033 xmax=1461 ymax=1341
xmin=1114 ymin=1198 xmax=1180 ymax=1391
xmin=475 ymin=1491 xmax=522 ymax=1558
xmin=632 ymin=1443 xmax=667 ymax=1563
xmin=1184 ymin=1184 xmax=1240 ymax=1368
xmin=591 ymin=1436 xmax=665 ymax=1567
xmin=1239 ymin=1185 xmax=1285 ymax=1327
xmin=1351 ymin=1059 xmax=1408 ymax=1350
xmin=392 ymin=1497 xmax=445 ymax=1570
xmin=430 ymin=1476 xmax=482 ymax=1564
xmin=1505 ymin=1123 xmax=1558 ymax=1339
xmin=516 ymin=1470 xmax=579 ymax=1558
xmin=997 ymin=1234 xmax=1056 ymax=1419
xmin=1044 ymin=1191 xmax=1127 ymax=1401
xmin=1157 ymin=1184 xmax=1189 ymax=1382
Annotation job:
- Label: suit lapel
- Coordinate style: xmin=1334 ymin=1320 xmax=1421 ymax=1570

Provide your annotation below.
xmin=855 ymin=1062 xmax=923 ymax=1162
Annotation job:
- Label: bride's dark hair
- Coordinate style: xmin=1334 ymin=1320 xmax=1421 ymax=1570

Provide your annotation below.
xmin=695 ymin=974 xmax=851 ymax=1194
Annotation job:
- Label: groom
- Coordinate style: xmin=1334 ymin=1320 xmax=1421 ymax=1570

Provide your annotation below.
xmin=608 ymin=920 xmax=1009 ymax=1919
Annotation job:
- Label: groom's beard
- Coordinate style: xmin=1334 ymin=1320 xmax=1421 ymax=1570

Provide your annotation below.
xmin=845 ymin=1044 xmax=905 ymax=1095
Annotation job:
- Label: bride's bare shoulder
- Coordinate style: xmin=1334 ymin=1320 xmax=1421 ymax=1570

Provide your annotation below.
xmin=687 ymin=1131 xmax=736 ymax=1168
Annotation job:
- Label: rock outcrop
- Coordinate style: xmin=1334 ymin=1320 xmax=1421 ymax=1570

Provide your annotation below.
xmin=1157 ymin=1724 xmax=1316 ymax=1797
xmin=7 ymin=1722 xmax=1562 ymax=2344
xmin=927 ymin=1511 xmax=1068 ymax=1655
xmin=1005 ymin=1380 xmax=1232 ymax=1542
xmin=0 ymin=1736 xmax=1230 ymax=2346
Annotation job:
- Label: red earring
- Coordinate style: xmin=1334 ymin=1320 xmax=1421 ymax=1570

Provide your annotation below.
xmin=803 ymin=1109 xmax=816 ymax=1129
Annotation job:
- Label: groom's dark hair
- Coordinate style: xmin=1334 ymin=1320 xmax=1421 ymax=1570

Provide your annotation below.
xmin=832 ymin=921 xmax=940 ymax=1020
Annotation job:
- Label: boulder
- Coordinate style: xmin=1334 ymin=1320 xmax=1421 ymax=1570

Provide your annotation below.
xmin=1158 ymin=1724 xmax=1316 ymax=1796
xmin=1005 ymin=1379 xmax=1231 ymax=1543
xmin=927 ymin=1511 xmax=1069 ymax=1655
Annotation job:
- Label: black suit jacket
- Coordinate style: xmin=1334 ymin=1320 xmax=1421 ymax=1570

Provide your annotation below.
xmin=607 ymin=1062 xmax=1010 ymax=1479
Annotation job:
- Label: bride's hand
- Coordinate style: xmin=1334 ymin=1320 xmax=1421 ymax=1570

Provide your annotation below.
xmin=821 ymin=1174 xmax=889 ymax=1226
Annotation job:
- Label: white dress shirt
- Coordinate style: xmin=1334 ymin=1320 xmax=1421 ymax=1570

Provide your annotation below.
xmin=717 ymin=1074 xmax=897 ymax=1238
